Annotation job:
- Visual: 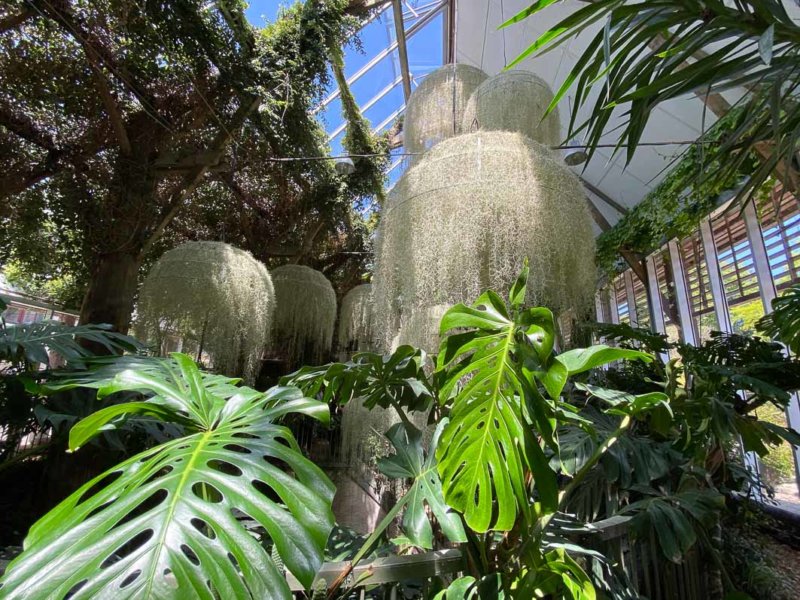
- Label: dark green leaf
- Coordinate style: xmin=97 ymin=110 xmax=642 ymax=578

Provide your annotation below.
xmin=377 ymin=421 xmax=466 ymax=549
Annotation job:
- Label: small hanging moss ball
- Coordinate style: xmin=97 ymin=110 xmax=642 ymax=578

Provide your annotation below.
xmin=372 ymin=131 xmax=595 ymax=349
xmin=136 ymin=241 xmax=274 ymax=382
xmin=462 ymin=70 xmax=561 ymax=146
xmin=403 ymin=63 xmax=488 ymax=159
xmin=338 ymin=284 xmax=374 ymax=354
xmin=270 ymin=264 xmax=337 ymax=366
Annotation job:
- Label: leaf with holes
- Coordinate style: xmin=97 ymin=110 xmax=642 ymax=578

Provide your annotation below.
xmin=436 ymin=284 xmax=558 ymax=532
xmin=377 ymin=420 xmax=466 ymax=549
xmin=0 ymin=353 xmax=335 ymax=599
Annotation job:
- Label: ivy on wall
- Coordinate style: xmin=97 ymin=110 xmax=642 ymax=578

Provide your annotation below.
xmin=596 ymin=107 xmax=761 ymax=274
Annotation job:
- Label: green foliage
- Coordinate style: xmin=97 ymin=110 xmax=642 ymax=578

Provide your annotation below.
xmin=330 ymin=47 xmax=389 ymax=204
xmin=591 ymin=323 xmax=800 ymax=497
xmin=377 ymin=421 xmax=466 ymax=549
xmin=286 ymin=345 xmax=433 ymax=413
xmin=293 ymin=265 xmax=663 ymax=598
xmin=0 ymin=353 xmax=335 ymax=599
xmin=0 ymin=0 xmax=385 ymax=326
xmin=758 ymin=284 xmax=800 ymax=353
xmin=505 ymin=0 xmax=800 ymax=217
xmin=0 ymin=320 xmax=139 ymax=371
xmin=2 ymin=260 xmax=84 ymax=309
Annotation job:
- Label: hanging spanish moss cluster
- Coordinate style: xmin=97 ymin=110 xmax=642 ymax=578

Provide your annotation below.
xmin=462 ymin=70 xmax=561 ymax=147
xmin=403 ymin=63 xmax=488 ymax=160
xmin=372 ymin=67 xmax=596 ymax=351
xmin=395 ymin=304 xmax=450 ymax=356
xmin=270 ymin=264 xmax=337 ymax=367
xmin=135 ymin=241 xmax=274 ymax=383
xmin=337 ymin=284 xmax=374 ymax=355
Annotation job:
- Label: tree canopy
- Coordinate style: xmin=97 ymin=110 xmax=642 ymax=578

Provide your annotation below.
xmin=0 ymin=0 xmax=387 ymax=326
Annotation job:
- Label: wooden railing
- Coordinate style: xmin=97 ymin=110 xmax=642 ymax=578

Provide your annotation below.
xmin=292 ymin=515 xmax=709 ymax=599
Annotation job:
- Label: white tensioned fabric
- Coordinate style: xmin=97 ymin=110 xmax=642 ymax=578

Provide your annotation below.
xmin=337 ymin=284 xmax=374 ymax=353
xmin=462 ymin=69 xmax=561 ymax=147
xmin=403 ymin=63 xmax=488 ymax=160
xmin=270 ymin=264 xmax=337 ymax=366
xmin=372 ymin=131 xmax=596 ymax=349
xmin=136 ymin=241 xmax=274 ymax=383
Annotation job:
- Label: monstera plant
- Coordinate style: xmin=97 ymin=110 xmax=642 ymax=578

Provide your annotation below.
xmin=287 ymin=263 xmax=667 ymax=598
xmin=0 ymin=354 xmax=334 ymax=599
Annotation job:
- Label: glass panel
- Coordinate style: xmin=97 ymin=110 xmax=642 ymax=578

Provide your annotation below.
xmin=406 ymin=10 xmax=445 ymax=83
xmin=653 ymin=251 xmax=682 ymax=348
xmin=712 ymin=209 xmax=763 ymax=335
xmin=632 ymin=274 xmax=651 ymax=328
xmin=362 ymin=83 xmax=405 ymax=131
xmin=759 ymin=184 xmax=800 ymax=291
xmin=755 ymin=402 xmax=800 ymax=504
xmin=318 ymin=96 xmax=344 ymax=135
xmin=680 ymin=232 xmax=718 ymax=341
xmin=614 ymin=277 xmax=629 ymax=324
xmin=350 ymin=49 xmax=401 ymax=105
xmin=342 ymin=7 xmax=396 ymax=77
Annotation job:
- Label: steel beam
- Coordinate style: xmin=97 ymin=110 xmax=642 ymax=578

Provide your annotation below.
xmin=667 ymin=239 xmax=698 ymax=345
xmin=699 ymin=218 xmax=733 ymax=332
xmin=317 ymin=0 xmax=447 ymax=111
xmin=392 ymin=0 xmax=413 ymax=100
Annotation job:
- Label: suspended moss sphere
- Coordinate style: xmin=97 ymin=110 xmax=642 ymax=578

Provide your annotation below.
xmin=338 ymin=284 xmax=374 ymax=354
xmin=373 ymin=131 xmax=596 ymax=348
xmin=403 ymin=63 xmax=488 ymax=159
xmin=462 ymin=70 xmax=561 ymax=146
xmin=136 ymin=241 xmax=274 ymax=382
xmin=270 ymin=264 xmax=337 ymax=366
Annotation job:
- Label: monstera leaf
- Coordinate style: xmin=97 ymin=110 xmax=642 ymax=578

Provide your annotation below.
xmin=377 ymin=420 xmax=466 ymax=549
xmin=284 ymin=345 xmax=433 ymax=413
xmin=0 ymin=321 xmax=140 ymax=368
xmin=0 ymin=354 xmax=335 ymax=599
xmin=435 ymin=266 xmax=562 ymax=532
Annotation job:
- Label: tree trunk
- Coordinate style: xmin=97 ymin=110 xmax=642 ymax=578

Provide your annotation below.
xmin=79 ymin=251 xmax=142 ymax=333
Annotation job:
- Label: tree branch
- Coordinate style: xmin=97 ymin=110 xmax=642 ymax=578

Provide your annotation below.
xmin=0 ymin=6 xmax=34 ymax=33
xmin=0 ymin=155 xmax=60 ymax=198
xmin=140 ymin=95 xmax=261 ymax=257
xmin=0 ymin=125 xmax=110 ymax=201
xmin=83 ymin=50 xmax=131 ymax=156
xmin=0 ymin=98 xmax=57 ymax=151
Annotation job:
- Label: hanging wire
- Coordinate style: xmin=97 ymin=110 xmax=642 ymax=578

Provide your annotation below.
xmin=172 ymin=139 xmax=723 ymax=165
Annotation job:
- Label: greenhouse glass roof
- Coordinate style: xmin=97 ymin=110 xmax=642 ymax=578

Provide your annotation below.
xmin=246 ymin=1 xmax=449 ymax=187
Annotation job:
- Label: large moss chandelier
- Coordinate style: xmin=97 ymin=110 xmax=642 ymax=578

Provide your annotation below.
xmin=462 ymin=70 xmax=561 ymax=146
xmin=337 ymin=283 xmax=374 ymax=355
xmin=135 ymin=241 xmax=274 ymax=382
xmin=270 ymin=264 xmax=337 ymax=366
xmin=403 ymin=63 xmax=488 ymax=159
xmin=372 ymin=130 xmax=596 ymax=349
